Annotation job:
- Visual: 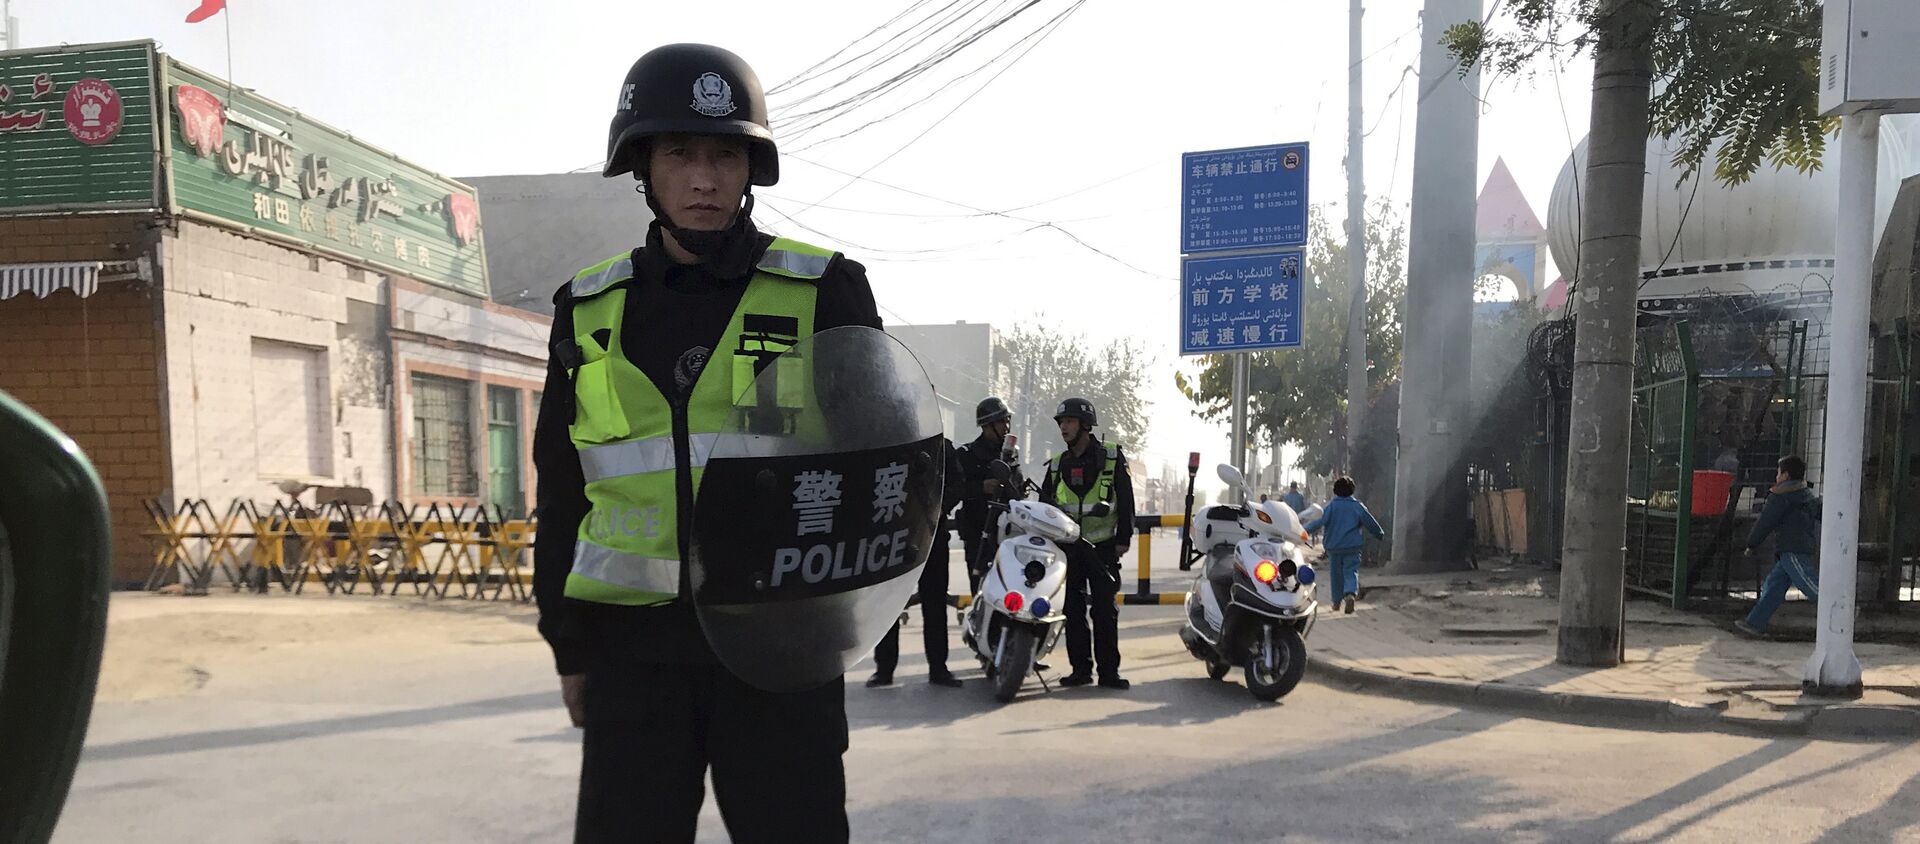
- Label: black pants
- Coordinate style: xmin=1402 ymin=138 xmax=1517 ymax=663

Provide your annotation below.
xmin=1064 ymin=542 xmax=1122 ymax=678
xmin=873 ymin=539 xmax=950 ymax=677
xmin=575 ymin=663 xmax=848 ymax=844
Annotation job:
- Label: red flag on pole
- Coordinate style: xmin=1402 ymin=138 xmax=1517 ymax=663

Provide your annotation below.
xmin=185 ymin=0 xmax=225 ymax=23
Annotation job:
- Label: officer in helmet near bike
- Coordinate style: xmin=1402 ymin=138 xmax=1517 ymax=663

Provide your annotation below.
xmin=868 ymin=436 xmax=967 ymax=688
xmin=532 ymin=43 xmax=881 ymax=843
xmin=1040 ymin=397 xmax=1134 ymax=690
xmin=956 ymin=397 xmax=1022 ymax=594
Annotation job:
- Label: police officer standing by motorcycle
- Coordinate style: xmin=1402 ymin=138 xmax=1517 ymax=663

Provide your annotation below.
xmin=532 ymin=44 xmax=883 ymax=843
xmin=956 ymin=397 xmax=1021 ymax=593
xmin=1040 ymin=398 xmax=1133 ymax=690
xmin=868 ymin=437 xmax=967 ymax=688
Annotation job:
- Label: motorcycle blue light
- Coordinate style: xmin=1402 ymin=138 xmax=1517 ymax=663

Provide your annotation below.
xmin=1031 ymin=597 xmax=1052 ymax=617
xmin=1297 ymin=564 xmax=1316 ymax=586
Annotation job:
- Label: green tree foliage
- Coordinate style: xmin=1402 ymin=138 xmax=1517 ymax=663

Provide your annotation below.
xmin=996 ymin=323 xmax=1155 ymax=454
xmin=1441 ymin=0 xmax=1829 ymax=185
xmin=1176 ymin=203 xmax=1409 ymax=478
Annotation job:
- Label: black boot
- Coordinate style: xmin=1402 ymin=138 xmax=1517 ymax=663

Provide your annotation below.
xmin=1060 ymin=672 xmax=1094 ymax=687
xmin=928 ymin=669 xmax=963 ymax=688
xmin=865 ymin=672 xmax=894 ymax=688
xmin=1098 ymin=675 xmax=1131 ymax=690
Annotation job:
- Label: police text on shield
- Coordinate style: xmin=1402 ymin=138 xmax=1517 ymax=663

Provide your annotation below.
xmin=769 ymin=528 xmax=913 ymax=587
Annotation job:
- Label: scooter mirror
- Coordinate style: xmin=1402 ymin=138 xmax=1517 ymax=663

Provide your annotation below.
xmin=989 ymin=459 xmax=1014 ymax=484
xmin=1216 ymin=463 xmax=1244 ymax=489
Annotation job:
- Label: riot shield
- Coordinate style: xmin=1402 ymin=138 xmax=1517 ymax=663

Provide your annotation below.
xmin=690 ymin=326 xmax=944 ymax=692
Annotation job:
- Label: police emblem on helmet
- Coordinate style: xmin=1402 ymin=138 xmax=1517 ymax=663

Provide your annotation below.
xmin=691 ymin=72 xmax=736 ymax=117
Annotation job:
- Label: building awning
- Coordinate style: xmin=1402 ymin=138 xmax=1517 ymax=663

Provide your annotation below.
xmin=0 ymin=261 xmax=103 ymax=300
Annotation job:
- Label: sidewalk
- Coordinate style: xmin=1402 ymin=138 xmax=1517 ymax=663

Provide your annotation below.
xmin=1309 ymin=561 xmax=1920 ymax=739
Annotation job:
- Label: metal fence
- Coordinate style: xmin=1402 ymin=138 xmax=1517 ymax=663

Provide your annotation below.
xmin=1626 ymin=290 xmax=1833 ymax=606
xmin=1870 ymin=319 xmax=1920 ymax=604
xmin=142 ymin=498 xmax=533 ymax=601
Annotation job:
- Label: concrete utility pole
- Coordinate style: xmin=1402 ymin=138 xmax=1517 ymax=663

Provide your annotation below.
xmin=1344 ymin=0 xmax=1369 ymax=475
xmin=1556 ymin=0 xmax=1655 ymax=667
xmin=1804 ymin=112 xmax=1878 ymax=698
xmin=1389 ymin=0 xmax=1480 ymax=573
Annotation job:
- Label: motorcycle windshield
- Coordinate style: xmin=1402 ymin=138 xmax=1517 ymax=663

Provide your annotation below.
xmin=689 ymin=326 xmax=944 ymax=692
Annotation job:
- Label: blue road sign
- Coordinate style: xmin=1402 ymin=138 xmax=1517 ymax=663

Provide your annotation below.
xmin=1180 ymin=251 xmax=1305 ymax=356
xmin=1181 ymin=142 xmax=1309 ymax=255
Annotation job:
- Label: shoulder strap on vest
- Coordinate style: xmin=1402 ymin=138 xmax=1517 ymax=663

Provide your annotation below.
xmin=571 ymin=252 xmax=636 ymax=300
xmin=757 ymin=237 xmax=836 ymax=281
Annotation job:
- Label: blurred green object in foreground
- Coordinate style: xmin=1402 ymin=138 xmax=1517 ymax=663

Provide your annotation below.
xmin=0 ymin=389 xmax=111 ymax=844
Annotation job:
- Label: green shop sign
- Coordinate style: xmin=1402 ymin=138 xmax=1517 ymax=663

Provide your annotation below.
xmin=0 ymin=41 xmax=160 ymax=212
xmin=161 ymin=59 xmax=486 ymax=297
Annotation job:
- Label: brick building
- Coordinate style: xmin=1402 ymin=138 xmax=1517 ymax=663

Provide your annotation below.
xmin=0 ymin=41 xmax=545 ymax=584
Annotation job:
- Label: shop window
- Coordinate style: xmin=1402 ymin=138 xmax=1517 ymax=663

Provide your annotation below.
xmin=413 ymin=373 xmax=477 ymax=496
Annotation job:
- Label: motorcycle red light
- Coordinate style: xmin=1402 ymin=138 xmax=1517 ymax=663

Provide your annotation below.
xmin=1254 ymin=560 xmax=1278 ymax=583
xmin=1004 ymin=592 xmax=1025 ymax=612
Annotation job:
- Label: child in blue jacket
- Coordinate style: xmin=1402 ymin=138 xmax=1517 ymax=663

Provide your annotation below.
xmin=1303 ymin=477 xmax=1386 ymax=614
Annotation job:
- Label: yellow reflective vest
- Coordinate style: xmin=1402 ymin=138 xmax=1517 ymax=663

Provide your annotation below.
xmin=1050 ymin=443 xmax=1121 ymax=543
xmin=562 ymin=237 xmax=835 ymax=605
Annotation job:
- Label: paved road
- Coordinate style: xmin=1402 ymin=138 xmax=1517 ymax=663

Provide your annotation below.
xmin=57 ymin=589 xmax=1920 ymax=843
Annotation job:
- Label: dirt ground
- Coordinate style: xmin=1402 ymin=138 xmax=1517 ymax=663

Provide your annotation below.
xmin=93 ymin=592 xmax=543 ymax=703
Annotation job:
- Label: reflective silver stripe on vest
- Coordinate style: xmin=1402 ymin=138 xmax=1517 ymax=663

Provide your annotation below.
xmin=757 ymin=248 xmax=830 ymax=279
xmin=571 ymin=256 xmax=634 ymax=298
xmin=572 ymin=542 xmax=681 ymax=594
xmin=578 ymin=433 xmax=723 ymax=482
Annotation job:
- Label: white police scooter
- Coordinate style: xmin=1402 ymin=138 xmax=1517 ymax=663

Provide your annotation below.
xmin=959 ymin=462 xmax=1076 ymax=703
xmin=1178 ymin=464 xmax=1319 ymax=701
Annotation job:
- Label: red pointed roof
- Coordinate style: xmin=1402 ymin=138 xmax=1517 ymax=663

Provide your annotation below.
xmin=1477 ymin=158 xmax=1545 ymax=241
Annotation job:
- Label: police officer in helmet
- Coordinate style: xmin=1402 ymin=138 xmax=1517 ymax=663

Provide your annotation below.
xmin=868 ymin=436 xmax=967 ymax=688
xmin=532 ymin=43 xmax=880 ymax=843
xmin=1040 ymin=397 xmax=1133 ymax=690
xmin=955 ymin=396 xmax=1022 ymax=593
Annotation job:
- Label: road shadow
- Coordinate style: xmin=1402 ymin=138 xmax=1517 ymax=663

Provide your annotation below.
xmin=1813 ymin=763 xmax=1920 ymax=843
xmin=82 ymin=692 xmax=555 ymax=762
xmin=1515 ymin=737 xmax=1914 ymax=841
xmin=1003 ymin=674 xmax=1295 ymax=735
xmin=844 ymin=721 xmax=1535 ymax=843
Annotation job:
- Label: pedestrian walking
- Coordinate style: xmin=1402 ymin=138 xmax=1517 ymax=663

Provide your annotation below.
xmin=1303 ymin=477 xmax=1386 ymax=615
xmin=1735 ymin=456 xmax=1821 ymax=638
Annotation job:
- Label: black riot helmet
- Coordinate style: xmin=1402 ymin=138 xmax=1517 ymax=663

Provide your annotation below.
xmin=976 ymin=397 xmax=1012 ymax=427
xmin=1053 ymin=397 xmax=1097 ymax=428
xmin=604 ymin=44 xmax=779 ymax=186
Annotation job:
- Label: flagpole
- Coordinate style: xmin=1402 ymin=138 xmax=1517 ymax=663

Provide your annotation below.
xmin=222 ymin=1 xmax=235 ymax=103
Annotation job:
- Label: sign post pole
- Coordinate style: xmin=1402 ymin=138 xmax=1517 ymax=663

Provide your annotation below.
xmin=1231 ymin=352 xmax=1249 ymax=476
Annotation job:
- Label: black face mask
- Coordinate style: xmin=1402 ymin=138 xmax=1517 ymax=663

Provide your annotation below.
xmin=640 ymin=179 xmax=755 ymax=261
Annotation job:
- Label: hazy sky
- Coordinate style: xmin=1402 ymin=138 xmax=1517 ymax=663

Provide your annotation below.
xmin=21 ymin=0 xmax=1595 ymax=485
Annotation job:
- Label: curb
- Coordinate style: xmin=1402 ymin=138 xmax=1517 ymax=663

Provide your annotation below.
xmin=1309 ymin=656 xmax=1835 ymax=738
